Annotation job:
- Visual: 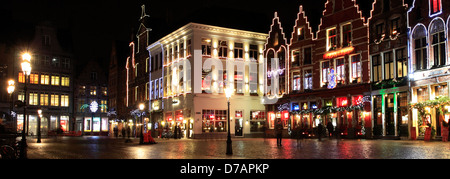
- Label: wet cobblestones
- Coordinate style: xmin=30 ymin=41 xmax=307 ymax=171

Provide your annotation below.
xmin=25 ymin=136 xmax=450 ymax=159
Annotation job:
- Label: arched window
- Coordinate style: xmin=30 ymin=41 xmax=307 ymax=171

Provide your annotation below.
xmin=412 ymin=25 xmax=428 ymax=71
xmin=429 ymin=18 xmax=446 ymax=67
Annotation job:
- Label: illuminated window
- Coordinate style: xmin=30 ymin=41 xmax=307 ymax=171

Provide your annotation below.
xmin=322 ymin=61 xmax=330 ymax=84
xmin=50 ymin=94 xmax=59 ymax=106
xmin=29 ymin=93 xmax=38 ymax=105
xmin=351 ymin=55 xmax=361 ymax=82
xmin=18 ymin=93 xmax=24 ymax=102
xmin=201 ymin=38 xmax=212 ymax=56
xmin=429 ymin=0 xmax=442 ymax=15
xmin=218 ymin=41 xmax=228 ymax=58
xmin=61 ymin=76 xmax=70 ymax=87
xmin=372 ymin=55 xmax=382 ymax=82
xmin=375 ymin=23 xmax=385 ymax=39
xmin=396 ymin=48 xmax=407 ymax=78
xmin=327 ymin=28 xmax=337 ymax=51
xmin=384 ymin=52 xmax=394 ymax=80
xmin=30 ymin=74 xmax=39 ymax=84
xmin=102 ymin=87 xmax=107 ymax=96
xmin=297 ymin=27 xmax=305 ymax=41
xmin=40 ymin=93 xmax=49 ymax=106
xmin=304 ymin=69 xmax=313 ymax=90
xmin=292 ymin=49 xmax=300 ymax=66
xmin=391 ymin=18 xmax=399 ymax=35
xmin=101 ymin=100 xmax=107 ymax=113
xmin=90 ymin=86 xmax=97 ymax=96
xmin=18 ymin=72 xmax=25 ymax=83
xmin=61 ymin=94 xmax=69 ymax=107
xmin=249 ymin=44 xmax=258 ymax=60
xmin=51 ymin=75 xmax=60 ymax=86
xmin=336 ymin=58 xmax=345 ymax=84
xmin=341 ymin=23 xmax=352 ymax=47
xmin=293 ymin=73 xmax=301 ymax=91
xmin=41 ymin=74 xmax=49 ymax=85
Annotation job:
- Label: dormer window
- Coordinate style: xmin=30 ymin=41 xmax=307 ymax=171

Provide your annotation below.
xmin=429 ymin=0 xmax=442 ymax=16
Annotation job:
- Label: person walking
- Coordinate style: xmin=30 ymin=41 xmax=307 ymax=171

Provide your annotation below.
xmin=275 ymin=119 xmax=283 ymax=146
xmin=327 ymin=121 xmax=334 ymax=138
xmin=318 ymin=123 xmax=323 ymax=141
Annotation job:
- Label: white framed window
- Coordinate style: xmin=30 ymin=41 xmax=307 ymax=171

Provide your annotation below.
xmin=304 ymin=69 xmax=313 ymax=90
xmin=335 ymin=58 xmax=345 ymax=84
xmin=341 ymin=23 xmax=352 ymax=47
xmin=350 ymin=55 xmax=362 ymax=83
xmin=326 ymin=27 xmax=337 ymax=51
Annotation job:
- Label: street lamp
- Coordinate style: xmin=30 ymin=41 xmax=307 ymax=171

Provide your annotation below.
xmin=139 ymin=103 xmax=145 ymax=144
xmin=225 ymin=88 xmax=233 ymax=155
xmin=20 ymin=52 xmax=31 ymax=159
xmin=37 ymin=109 xmax=42 ymax=143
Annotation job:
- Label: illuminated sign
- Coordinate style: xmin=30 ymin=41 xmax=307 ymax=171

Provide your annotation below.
xmin=323 ymin=46 xmax=354 ymax=59
xmin=90 ymin=101 xmax=98 ymax=113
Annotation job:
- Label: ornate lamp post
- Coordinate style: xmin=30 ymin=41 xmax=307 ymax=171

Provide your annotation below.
xmin=225 ymin=88 xmax=233 ymax=155
xmin=20 ymin=52 xmax=32 ymax=159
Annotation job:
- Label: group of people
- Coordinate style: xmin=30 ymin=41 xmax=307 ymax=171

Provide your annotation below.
xmin=275 ymin=119 xmax=335 ymax=146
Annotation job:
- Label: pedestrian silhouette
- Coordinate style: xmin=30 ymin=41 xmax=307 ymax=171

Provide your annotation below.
xmin=275 ymin=119 xmax=283 ymax=146
xmin=327 ymin=121 xmax=334 ymax=138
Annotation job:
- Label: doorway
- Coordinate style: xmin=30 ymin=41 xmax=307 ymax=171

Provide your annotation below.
xmin=386 ymin=108 xmax=395 ymax=135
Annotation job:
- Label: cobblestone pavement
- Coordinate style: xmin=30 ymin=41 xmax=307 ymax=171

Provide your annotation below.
xmin=24 ymin=136 xmax=450 ymax=159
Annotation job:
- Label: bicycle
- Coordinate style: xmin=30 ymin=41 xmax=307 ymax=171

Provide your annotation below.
xmin=0 ymin=134 xmax=20 ymax=159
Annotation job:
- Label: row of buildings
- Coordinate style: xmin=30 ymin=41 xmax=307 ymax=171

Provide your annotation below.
xmin=0 ymin=21 xmax=109 ymax=136
xmin=3 ymin=0 xmax=449 ymax=141
xmin=108 ymin=0 xmax=448 ymax=140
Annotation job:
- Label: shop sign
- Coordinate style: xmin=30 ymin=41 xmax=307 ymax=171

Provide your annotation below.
xmin=323 ymin=46 xmax=354 ymax=59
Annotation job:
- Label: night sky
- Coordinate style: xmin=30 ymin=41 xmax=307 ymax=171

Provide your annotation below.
xmin=1 ymin=0 xmax=377 ymax=70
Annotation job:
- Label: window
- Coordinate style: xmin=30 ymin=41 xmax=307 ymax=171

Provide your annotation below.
xmin=202 ymin=109 xmax=227 ymax=132
xmin=372 ymin=55 xmax=382 ymax=82
xmin=292 ymin=49 xmax=300 ymax=66
xmin=41 ymin=74 xmax=49 ymax=85
xmin=249 ymin=44 xmax=258 ymax=60
xmin=179 ymin=42 xmax=185 ymax=58
xmin=297 ymin=27 xmax=305 ymax=41
xmin=351 ymin=55 xmax=361 ymax=82
xmin=250 ymin=111 xmax=266 ymax=133
xmin=18 ymin=72 xmax=25 ymax=83
xmin=431 ymin=20 xmax=446 ymax=67
xmin=102 ymin=87 xmax=107 ymax=96
xmin=391 ymin=18 xmax=399 ymax=35
xmin=50 ymin=94 xmax=59 ymax=106
xmin=414 ymin=37 xmax=428 ymax=70
xmin=90 ymin=72 xmax=97 ymax=80
xmin=429 ymin=0 xmax=442 ymax=15
xmin=336 ymin=58 xmax=345 ymax=84
xmin=218 ymin=41 xmax=228 ymax=58
xmin=417 ymin=87 xmax=429 ymax=102
xmin=201 ymin=38 xmax=212 ymax=56
xmin=322 ymin=61 xmax=330 ymax=84
xmin=293 ymin=73 xmax=301 ymax=91
xmin=396 ymin=48 xmax=407 ymax=78
xmin=29 ymin=73 xmax=39 ymax=84
xmin=327 ymin=28 xmax=337 ymax=51
xmin=384 ymin=52 xmax=394 ymax=80
xmin=40 ymin=93 xmax=49 ymax=106
xmin=341 ymin=23 xmax=352 ymax=47
xmin=101 ymin=100 xmax=107 ymax=113
xmin=51 ymin=58 xmax=59 ymax=67
xmin=435 ymin=85 xmax=448 ymax=97
xmin=383 ymin=0 xmax=390 ymax=12
xmin=51 ymin=75 xmax=60 ymax=86
xmin=61 ymin=94 xmax=69 ymax=107
xmin=304 ymin=47 xmax=312 ymax=65
xmin=61 ymin=76 xmax=70 ymax=87
xmin=42 ymin=35 xmax=50 ymax=46
xmin=186 ymin=39 xmax=192 ymax=57
xmin=90 ymin=86 xmax=97 ymax=96
xmin=375 ymin=23 xmax=385 ymax=38
xmin=234 ymin=43 xmax=244 ymax=59
xmin=62 ymin=58 xmax=70 ymax=69
xmin=79 ymin=86 xmax=86 ymax=95
xmin=29 ymin=93 xmax=38 ymax=105
xmin=304 ymin=69 xmax=313 ymax=90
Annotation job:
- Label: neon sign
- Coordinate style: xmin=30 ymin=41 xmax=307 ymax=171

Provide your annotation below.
xmin=323 ymin=46 xmax=354 ymax=59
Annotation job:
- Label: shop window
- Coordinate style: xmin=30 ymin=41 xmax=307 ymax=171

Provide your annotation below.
xmin=202 ymin=109 xmax=227 ymax=133
xmin=384 ymin=52 xmax=394 ymax=80
xmin=396 ymin=48 xmax=407 ymax=78
xmin=387 ymin=94 xmax=394 ymax=108
xmin=336 ymin=97 xmax=348 ymax=107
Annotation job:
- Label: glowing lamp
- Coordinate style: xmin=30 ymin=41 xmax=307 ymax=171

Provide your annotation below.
xmin=7 ymin=80 xmax=15 ymax=94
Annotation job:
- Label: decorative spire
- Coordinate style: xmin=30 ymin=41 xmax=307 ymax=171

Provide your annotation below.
xmin=140 ymin=4 xmax=150 ymax=20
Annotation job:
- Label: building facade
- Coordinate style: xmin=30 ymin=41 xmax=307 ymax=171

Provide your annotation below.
xmin=408 ymin=0 xmax=450 ymax=139
xmin=74 ymin=61 xmax=109 ymax=135
xmin=144 ymin=23 xmax=268 ymax=139
xmin=14 ymin=22 xmax=75 ymax=135
xmin=265 ymin=0 xmax=372 ymax=139
xmin=369 ymin=0 xmax=409 ymax=138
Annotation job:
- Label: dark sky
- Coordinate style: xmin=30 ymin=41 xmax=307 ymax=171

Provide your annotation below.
xmin=1 ymin=0 xmax=376 ymax=69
